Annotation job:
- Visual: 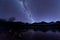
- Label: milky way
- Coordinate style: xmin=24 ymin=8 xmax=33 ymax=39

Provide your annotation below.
xmin=24 ymin=0 xmax=60 ymax=22
xmin=0 ymin=0 xmax=60 ymax=23
xmin=19 ymin=0 xmax=35 ymax=23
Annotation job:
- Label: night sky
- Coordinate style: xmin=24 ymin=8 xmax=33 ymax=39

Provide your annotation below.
xmin=0 ymin=0 xmax=60 ymax=23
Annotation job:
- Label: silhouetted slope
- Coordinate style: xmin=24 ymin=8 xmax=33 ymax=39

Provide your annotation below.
xmin=0 ymin=18 xmax=60 ymax=40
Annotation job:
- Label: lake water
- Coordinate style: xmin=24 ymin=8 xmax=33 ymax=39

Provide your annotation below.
xmin=22 ymin=29 xmax=60 ymax=40
xmin=0 ymin=27 xmax=60 ymax=40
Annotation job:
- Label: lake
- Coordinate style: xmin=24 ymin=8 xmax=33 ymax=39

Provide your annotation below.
xmin=22 ymin=29 xmax=60 ymax=40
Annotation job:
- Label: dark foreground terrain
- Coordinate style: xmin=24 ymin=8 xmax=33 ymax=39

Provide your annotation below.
xmin=0 ymin=19 xmax=60 ymax=40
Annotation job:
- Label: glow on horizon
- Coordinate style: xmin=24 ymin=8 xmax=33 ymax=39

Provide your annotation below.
xmin=18 ymin=0 xmax=60 ymax=23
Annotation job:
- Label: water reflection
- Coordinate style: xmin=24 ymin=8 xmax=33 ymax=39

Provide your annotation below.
xmin=22 ymin=29 xmax=60 ymax=40
xmin=0 ymin=27 xmax=60 ymax=40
